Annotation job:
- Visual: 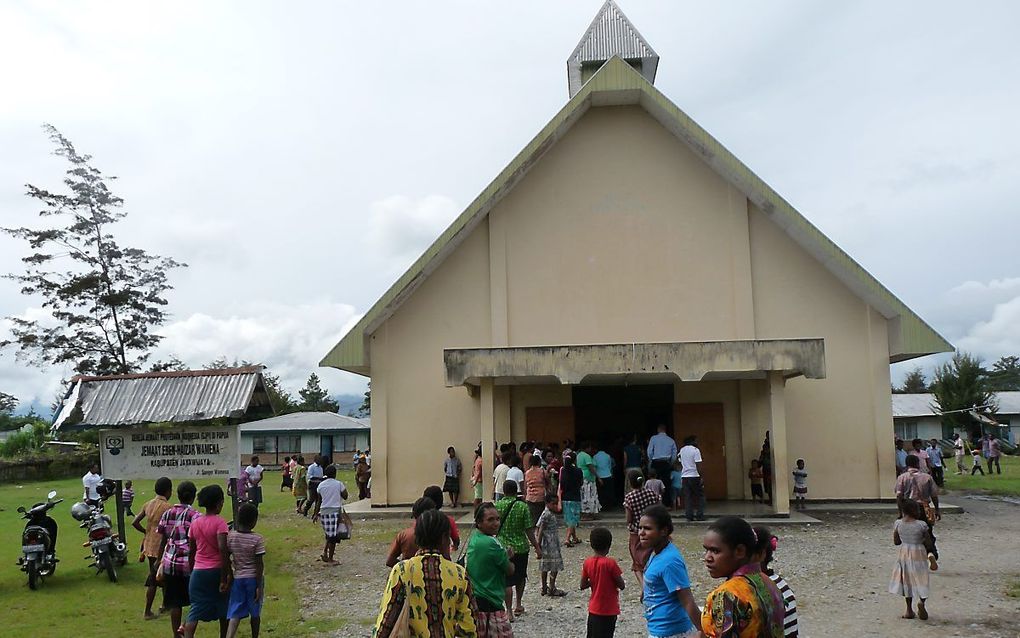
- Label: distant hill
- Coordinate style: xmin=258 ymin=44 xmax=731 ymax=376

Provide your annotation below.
xmin=335 ymin=393 xmax=366 ymax=417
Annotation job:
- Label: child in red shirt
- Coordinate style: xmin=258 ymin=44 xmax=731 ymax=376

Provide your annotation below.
xmin=580 ymin=527 xmax=625 ymax=638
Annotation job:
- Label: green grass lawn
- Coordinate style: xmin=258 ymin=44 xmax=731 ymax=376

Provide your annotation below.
xmin=941 ymin=454 xmax=1020 ymax=496
xmin=2 ymin=470 xmax=356 ymax=636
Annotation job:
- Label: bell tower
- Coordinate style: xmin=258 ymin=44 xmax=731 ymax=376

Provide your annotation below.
xmin=567 ymin=1 xmax=659 ymax=97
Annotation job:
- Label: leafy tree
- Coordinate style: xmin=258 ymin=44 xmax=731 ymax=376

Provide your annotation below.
xmin=149 ymin=355 xmax=188 ymax=372
xmin=0 ymin=392 xmax=16 ymax=415
xmin=356 ymin=382 xmax=371 ymax=417
xmin=262 ymin=370 xmax=296 ymax=415
xmin=987 ymin=355 xmax=1020 ymax=392
xmin=298 ymin=373 xmax=339 ymax=412
xmin=894 ymin=367 xmax=929 ymax=394
xmin=1 ymin=125 xmax=185 ymax=376
xmin=931 ymin=352 xmax=995 ymax=439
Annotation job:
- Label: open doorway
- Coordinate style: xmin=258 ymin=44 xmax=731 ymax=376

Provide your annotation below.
xmin=573 ymin=384 xmax=675 ymax=445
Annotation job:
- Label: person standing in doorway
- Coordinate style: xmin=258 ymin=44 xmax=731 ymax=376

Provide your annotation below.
xmin=678 ymin=435 xmax=705 ymax=522
xmin=593 ymin=445 xmax=616 ymax=510
xmin=647 ymin=425 xmax=678 ymax=508
xmin=443 ymin=447 xmax=462 ymax=508
xmin=986 ymin=434 xmax=1002 ymax=474
xmin=926 ymin=440 xmax=944 ymax=487
xmin=577 ymin=442 xmax=602 ymax=519
xmin=951 ymin=433 xmax=966 ymax=475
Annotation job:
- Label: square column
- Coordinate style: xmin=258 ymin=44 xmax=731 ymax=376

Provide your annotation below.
xmin=767 ymin=372 xmax=791 ymax=516
xmin=480 ymin=380 xmax=510 ymax=502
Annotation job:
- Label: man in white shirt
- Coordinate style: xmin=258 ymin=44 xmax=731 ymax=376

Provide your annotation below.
xmin=82 ymin=463 xmax=103 ymax=504
xmin=678 ymin=436 xmax=705 ymax=522
xmin=647 ymin=424 xmax=678 ymax=506
xmin=311 ymin=464 xmax=349 ymax=564
xmin=493 ymin=452 xmax=511 ymax=500
xmin=505 ymin=456 xmax=525 ymax=494
xmin=951 ymin=433 xmax=966 ymax=475
xmin=244 ymin=456 xmax=265 ymax=506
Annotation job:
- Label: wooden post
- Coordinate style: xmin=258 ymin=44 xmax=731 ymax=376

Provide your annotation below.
xmin=114 ymin=479 xmax=127 ymax=547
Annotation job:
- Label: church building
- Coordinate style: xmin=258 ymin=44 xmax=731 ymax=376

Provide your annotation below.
xmin=320 ymin=1 xmax=952 ymax=513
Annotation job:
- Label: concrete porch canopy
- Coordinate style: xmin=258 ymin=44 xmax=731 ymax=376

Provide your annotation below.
xmin=444 ymin=338 xmax=826 ymax=387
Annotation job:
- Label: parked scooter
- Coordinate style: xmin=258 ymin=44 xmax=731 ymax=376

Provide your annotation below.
xmin=70 ymin=479 xmax=127 ymax=582
xmin=16 ymin=490 xmax=63 ymax=589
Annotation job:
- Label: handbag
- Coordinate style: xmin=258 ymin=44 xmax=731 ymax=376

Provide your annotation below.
xmin=391 ymin=590 xmax=411 ymax=638
xmin=336 ymin=508 xmax=353 ymax=540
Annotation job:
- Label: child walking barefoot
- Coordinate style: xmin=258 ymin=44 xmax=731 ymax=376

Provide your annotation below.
xmin=226 ymin=503 xmax=266 ymax=638
xmin=537 ymin=493 xmax=567 ymax=597
xmin=889 ymin=500 xmax=933 ymax=620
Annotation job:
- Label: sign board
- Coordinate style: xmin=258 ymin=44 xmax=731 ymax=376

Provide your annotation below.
xmin=99 ymin=426 xmax=239 ymax=480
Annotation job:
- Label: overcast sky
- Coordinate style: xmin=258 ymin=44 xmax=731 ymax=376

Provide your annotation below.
xmin=2 ymin=1 xmax=1018 ymax=411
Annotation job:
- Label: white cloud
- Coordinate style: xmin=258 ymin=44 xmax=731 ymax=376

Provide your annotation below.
xmin=367 ymin=195 xmax=459 ymax=272
xmin=154 ymin=301 xmax=366 ymax=397
xmin=956 ymin=295 xmax=1020 ymax=359
xmin=0 ymin=300 xmax=368 ymax=413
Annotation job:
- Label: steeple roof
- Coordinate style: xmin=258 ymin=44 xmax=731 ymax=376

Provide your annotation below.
xmin=567 ymin=0 xmax=658 ymax=97
xmin=320 ymin=58 xmax=952 ymax=375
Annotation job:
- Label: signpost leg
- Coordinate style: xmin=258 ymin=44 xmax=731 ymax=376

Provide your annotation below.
xmin=115 ymin=479 xmax=127 ymax=548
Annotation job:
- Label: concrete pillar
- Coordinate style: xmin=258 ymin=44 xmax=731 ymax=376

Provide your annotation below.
xmin=766 ymin=372 xmax=791 ymax=516
xmin=481 ymin=379 xmax=496 ymax=502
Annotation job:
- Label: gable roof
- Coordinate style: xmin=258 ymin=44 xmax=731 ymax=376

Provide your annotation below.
xmin=893 ymin=392 xmax=1020 ymax=418
xmin=240 ymin=411 xmax=370 ymax=433
xmin=52 ymin=366 xmax=271 ymax=430
xmin=321 ymin=57 xmax=953 ymax=375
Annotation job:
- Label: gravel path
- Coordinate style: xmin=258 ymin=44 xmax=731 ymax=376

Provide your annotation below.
xmin=295 ymin=498 xmax=1020 ymax=637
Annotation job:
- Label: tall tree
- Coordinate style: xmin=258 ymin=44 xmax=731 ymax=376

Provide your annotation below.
xmin=987 ymin=355 xmax=1020 ymax=392
xmin=931 ymin=352 xmax=995 ymax=439
xmin=2 ymin=125 xmax=185 ymax=376
xmin=356 ymin=382 xmax=371 ymax=417
xmin=894 ymin=367 xmax=929 ymax=394
xmin=262 ymin=370 xmax=296 ymax=415
xmin=0 ymin=392 xmax=17 ymax=415
xmin=298 ymin=373 xmax=339 ymax=412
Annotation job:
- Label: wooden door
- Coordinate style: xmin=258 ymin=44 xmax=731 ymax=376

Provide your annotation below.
xmin=673 ymin=403 xmax=727 ymax=500
xmin=526 ymin=407 xmax=575 ymax=447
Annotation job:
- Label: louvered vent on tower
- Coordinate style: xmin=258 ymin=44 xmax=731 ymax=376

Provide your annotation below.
xmin=567 ymin=1 xmax=659 ymax=97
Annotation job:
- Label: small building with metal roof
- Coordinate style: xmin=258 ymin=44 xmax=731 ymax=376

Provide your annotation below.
xmin=320 ymin=3 xmax=953 ymax=511
xmin=892 ymin=392 xmax=1020 ymax=444
xmin=52 ymin=366 xmax=274 ymax=431
xmin=238 ymin=411 xmax=370 ymax=468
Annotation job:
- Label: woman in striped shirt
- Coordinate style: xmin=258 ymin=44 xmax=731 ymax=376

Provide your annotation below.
xmin=752 ymin=527 xmax=798 ymax=637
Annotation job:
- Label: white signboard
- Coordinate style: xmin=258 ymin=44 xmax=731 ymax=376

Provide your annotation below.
xmin=99 ymin=426 xmax=239 ymax=480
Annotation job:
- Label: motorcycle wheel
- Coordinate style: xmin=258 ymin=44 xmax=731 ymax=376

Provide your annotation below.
xmin=100 ymin=552 xmax=117 ymax=583
xmin=27 ymin=560 xmax=39 ymax=590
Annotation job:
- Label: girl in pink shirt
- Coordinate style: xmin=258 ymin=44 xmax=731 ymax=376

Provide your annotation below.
xmin=184 ymin=485 xmax=232 ymax=638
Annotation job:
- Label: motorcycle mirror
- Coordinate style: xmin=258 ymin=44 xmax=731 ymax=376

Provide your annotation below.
xmin=17 ymin=506 xmax=26 ymax=513
xmin=47 ymin=490 xmax=57 ymax=500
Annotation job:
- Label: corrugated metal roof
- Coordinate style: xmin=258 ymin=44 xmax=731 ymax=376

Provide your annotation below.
xmin=52 ymin=367 xmax=266 ymax=430
xmin=567 ymin=1 xmax=658 ymax=97
xmin=892 ymin=392 xmax=1020 ymax=418
xmin=320 ymin=57 xmax=952 ymax=375
xmin=240 ymin=411 xmax=370 ymax=433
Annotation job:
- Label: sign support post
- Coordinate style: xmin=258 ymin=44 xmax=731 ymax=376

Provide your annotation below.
xmin=115 ymin=479 xmax=126 ymax=548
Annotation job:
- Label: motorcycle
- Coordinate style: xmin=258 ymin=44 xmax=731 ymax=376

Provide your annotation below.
xmin=16 ymin=490 xmax=62 ymax=590
xmin=71 ymin=479 xmax=128 ymax=582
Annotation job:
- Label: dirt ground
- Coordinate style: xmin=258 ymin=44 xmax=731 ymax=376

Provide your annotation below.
xmin=299 ymin=497 xmax=1020 ymax=637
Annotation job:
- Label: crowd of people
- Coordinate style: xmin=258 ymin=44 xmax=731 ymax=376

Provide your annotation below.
xmin=372 ymin=467 xmax=801 ymax=638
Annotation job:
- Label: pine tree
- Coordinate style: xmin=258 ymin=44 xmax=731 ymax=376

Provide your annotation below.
xmin=895 ymin=367 xmax=929 ymax=394
xmin=298 ymin=373 xmax=339 ymax=412
xmin=931 ymin=352 xmax=995 ymax=439
xmin=2 ymin=125 xmax=185 ymax=375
